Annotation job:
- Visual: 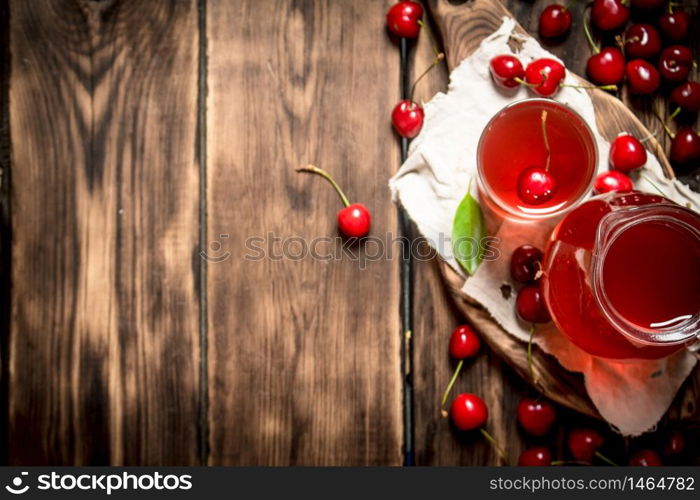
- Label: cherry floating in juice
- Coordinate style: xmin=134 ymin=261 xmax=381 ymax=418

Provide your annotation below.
xmin=542 ymin=191 xmax=700 ymax=360
xmin=477 ymin=99 xmax=597 ymax=220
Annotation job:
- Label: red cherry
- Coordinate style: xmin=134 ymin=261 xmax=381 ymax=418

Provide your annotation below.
xmin=629 ymin=449 xmax=662 ymax=466
xmin=517 ymin=166 xmax=557 ymax=205
xmin=510 ymin=245 xmax=544 ymax=283
xmin=519 ymin=447 xmax=552 ymax=466
xmin=671 ymin=82 xmax=700 ymax=114
xmin=670 ymin=128 xmax=700 ymax=167
xmin=524 ymin=58 xmax=566 ymax=97
xmin=297 ymin=165 xmax=371 ymax=238
xmin=337 ymin=204 xmax=371 ymax=238
xmin=449 ymin=325 xmax=481 ymax=359
xmin=386 ymin=1 xmax=424 ymax=38
xmin=658 ymin=45 xmax=693 ymax=83
xmin=568 ymin=429 xmax=604 ymax=462
xmin=593 ymin=171 xmax=634 ymax=194
xmin=516 ymin=284 xmax=551 ymax=323
xmin=391 ymin=99 xmax=424 ymax=138
xmin=450 ymin=393 xmax=488 ymax=431
xmin=659 ymin=11 xmax=690 ymax=41
xmin=539 ymin=5 xmax=572 ymax=39
xmin=625 ymin=59 xmax=660 ymax=95
xmin=630 ymin=0 xmax=664 ymax=8
xmin=624 ymin=24 xmax=661 ymax=60
xmin=664 ymin=431 xmax=686 ymax=456
xmin=591 ymin=0 xmax=629 ymax=31
xmin=489 ymin=55 xmax=525 ymax=89
xmin=586 ymin=47 xmax=626 ymax=85
xmin=610 ymin=134 xmax=647 ymax=171
xmin=517 ymin=398 xmax=556 ymax=436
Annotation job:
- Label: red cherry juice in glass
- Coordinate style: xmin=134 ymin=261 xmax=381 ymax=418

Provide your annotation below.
xmin=477 ymin=99 xmax=597 ymax=220
xmin=542 ymin=191 xmax=700 ymax=360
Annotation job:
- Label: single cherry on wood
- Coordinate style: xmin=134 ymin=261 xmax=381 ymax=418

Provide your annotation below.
xmin=539 ymin=4 xmax=572 ymax=39
xmin=610 ymin=134 xmax=647 ymax=171
xmin=517 ymin=398 xmax=556 ymax=436
xmin=665 ymin=431 xmax=685 ymax=456
xmin=489 ymin=54 xmax=525 ymax=89
xmin=670 ymin=82 xmax=700 ymax=114
xmin=510 ymin=245 xmax=544 ymax=283
xmin=392 ymin=100 xmax=425 ymax=138
xmin=386 ymin=1 xmax=424 ymax=38
xmin=517 ymin=110 xmax=557 ymax=205
xmin=450 ymin=394 xmax=508 ymax=463
xmin=519 ymin=447 xmax=552 ymax=466
xmin=659 ymin=10 xmax=690 ymax=41
xmin=583 ymin=16 xmax=625 ymax=85
xmin=626 ymin=59 xmax=661 ymax=95
xmin=623 ymin=24 xmax=661 ymax=60
xmin=590 ymin=0 xmax=630 ymax=31
xmin=658 ymin=45 xmax=693 ymax=83
xmin=629 ymin=449 xmax=662 ymax=466
xmin=593 ymin=170 xmax=634 ymax=194
xmin=568 ymin=429 xmax=617 ymax=465
xmin=670 ymin=128 xmax=700 ymax=168
xmin=440 ymin=325 xmax=481 ymax=414
xmin=296 ymin=165 xmax=371 ymax=238
xmin=391 ymin=52 xmax=445 ymax=138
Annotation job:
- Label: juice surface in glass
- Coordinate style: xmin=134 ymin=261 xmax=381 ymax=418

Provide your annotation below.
xmin=477 ymin=99 xmax=597 ymax=220
xmin=542 ymin=191 xmax=700 ymax=360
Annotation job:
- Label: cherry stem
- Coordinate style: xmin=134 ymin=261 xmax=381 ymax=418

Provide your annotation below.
xmin=652 ymin=102 xmax=676 ymax=140
xmin=296 ymin=164 xmax=350 ymax=207
xmin=480 ymin=428 xmax=509 ymax=464
xmin=410 ymin=52 xmax=445 ymax=102
xmin=527 ymin=325 xmax=536 ymax=383
xmin=563 ymin=0 xmax=576 ymax=10
xmin=560 ymin=83 xmax=618 ymax=91
xmin=513 ymin=77 xmax=538 ymax=88
xmin=440 ymin=359 xmax=464 ymax=414
xmin=640 ymin=173 xmax=665 ymax=196
xmin=541 ymin=110 xmax=551 ymax=172
xmin=595 ymin=451 xmax=618 ymax=466
xmin=551 ymin=460 xmax=592 ymax=466
xmin=582 ymin=10 xmax=600 ymax=54
xmin=669 ymin=107 xmax=681 ymax=121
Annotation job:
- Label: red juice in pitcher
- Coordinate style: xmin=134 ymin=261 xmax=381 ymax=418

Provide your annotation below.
xmin=477 ymin=99 xmax=597 ymax=220
xmin=542 ymin=192 xmax=700 ymax=360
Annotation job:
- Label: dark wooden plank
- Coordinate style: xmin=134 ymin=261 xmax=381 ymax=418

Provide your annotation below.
xmin=206 ymin=0 xmax=403 ymax=465
xmin=8 ymin=0 xmax=201 ymax=465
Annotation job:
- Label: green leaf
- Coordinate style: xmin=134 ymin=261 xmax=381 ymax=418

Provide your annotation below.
xmin=451 ymin=188 xmax=486 ymax=276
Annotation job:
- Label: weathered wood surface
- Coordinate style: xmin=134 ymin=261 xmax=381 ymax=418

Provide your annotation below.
xmin=3 ymin=0 xmax=698 ymax=466
xmin=8 ymin=0 xmax=202 ymax=464
xmin=205 ymin=0 xmax=403 ymax=465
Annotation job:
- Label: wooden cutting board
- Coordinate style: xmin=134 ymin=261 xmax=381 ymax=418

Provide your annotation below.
xmin=424 ymin=0 xmax=698 ymax=421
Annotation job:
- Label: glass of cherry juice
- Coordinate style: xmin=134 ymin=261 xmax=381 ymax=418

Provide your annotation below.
xmin=477 ymin=98 xmax=597 ymax=220
xmin=542 ymin=191 xmax=700 ymax=360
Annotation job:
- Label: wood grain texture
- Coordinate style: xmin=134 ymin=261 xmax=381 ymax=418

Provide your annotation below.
xmin=8 ymin=0 xmax=201 ymax=465
xmin=206 ymin=0 xmax=403 ymax=465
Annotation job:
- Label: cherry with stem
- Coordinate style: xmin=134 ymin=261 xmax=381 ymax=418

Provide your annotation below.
xmin=296 ymin=165 xmax=371 ymax=238
xmin=517 ymin=110 xmax=558 ymax=205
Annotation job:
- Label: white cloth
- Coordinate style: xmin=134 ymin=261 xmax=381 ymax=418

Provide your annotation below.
xmin=389 ymin=17 xmax=699 ymax=436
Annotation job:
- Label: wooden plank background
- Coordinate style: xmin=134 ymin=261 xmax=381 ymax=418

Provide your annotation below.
xmin=1 ymin=0 xmax=698 ymax=465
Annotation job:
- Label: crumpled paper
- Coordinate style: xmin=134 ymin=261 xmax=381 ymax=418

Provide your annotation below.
xmin=389 ymin=17 xmax=699 ymax=436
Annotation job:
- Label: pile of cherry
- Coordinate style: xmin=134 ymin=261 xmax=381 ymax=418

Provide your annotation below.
xmin=535 ymin=0 xmax=699 ymax=170
xmin=441 ymin=245 xmax=688 ymax=466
